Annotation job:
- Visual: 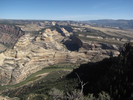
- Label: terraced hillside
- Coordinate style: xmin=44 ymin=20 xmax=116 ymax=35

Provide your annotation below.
xmin=1 ymin=43 xmax=133 ymax=100
xmin=72 ymin=25 xmax=133 ymax=45
xmin=0 ymin=20 xmax=133 ymax=100
xmin=0 ymin=24 xmax=25 ymax=52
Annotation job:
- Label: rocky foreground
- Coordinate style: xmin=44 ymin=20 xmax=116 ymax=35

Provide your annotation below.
xmin=0 ymin=28 xmax=120 ymax=86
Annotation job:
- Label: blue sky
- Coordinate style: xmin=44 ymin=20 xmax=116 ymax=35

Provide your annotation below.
xmin=0 ymin=0 xmax=133 ymax=20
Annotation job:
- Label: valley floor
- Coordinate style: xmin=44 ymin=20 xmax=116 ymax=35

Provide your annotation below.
xmin=0 ymin=64 xmax=78 ymax=91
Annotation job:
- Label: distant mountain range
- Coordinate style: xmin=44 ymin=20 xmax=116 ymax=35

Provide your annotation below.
xmin=0 ymin=19 xmax=133 ymax=100
xmin=82 ymin=19 xmax=133 ymax=31
xmin=1 ymin=19 xmax=133 ymax=31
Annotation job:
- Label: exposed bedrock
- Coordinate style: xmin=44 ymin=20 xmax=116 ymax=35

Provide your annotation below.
xmin=0 ymin=28 xmax=121 ymax=85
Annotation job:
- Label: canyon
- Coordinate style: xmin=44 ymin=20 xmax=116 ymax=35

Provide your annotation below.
xmin=0 ymin=26 xmax=120 ymax=86
xmin=0 ymin=20 xmax=133 ymax=100
xmin=0 ymin=24 xmax=25 ymax=45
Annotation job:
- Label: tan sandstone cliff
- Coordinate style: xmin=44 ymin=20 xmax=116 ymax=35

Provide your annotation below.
xmin=0 ymin=28 xmax=120 ymax=85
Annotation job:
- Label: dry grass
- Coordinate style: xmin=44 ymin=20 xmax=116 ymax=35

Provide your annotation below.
xmin=79 ymin=36 xmax=125 ymax=45
xmin=83 ymin=25 xmax=133 ymax=38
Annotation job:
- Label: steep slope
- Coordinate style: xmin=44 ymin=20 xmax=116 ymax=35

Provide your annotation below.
xmin=0 ymin=24 xmax=25 ymax=45
xmin=0 ymin=29 xmax=89 ymax=85
xmin=0 ymin=27 xmax=120 ymax=86
xmin=0 ymin=43 xmax=7 ymax=53
xmin=2 ymin=43 xmax=133 ymax=100
xmin=66 ymin=43 xmax=133 ymax=100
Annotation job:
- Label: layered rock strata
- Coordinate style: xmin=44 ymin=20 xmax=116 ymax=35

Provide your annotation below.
xmin=0 ymin=28 xmax=120 ymax=85
xmin=0 ymin=25 xmax=25 ymax=45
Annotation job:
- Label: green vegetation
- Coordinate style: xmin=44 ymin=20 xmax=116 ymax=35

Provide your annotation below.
xmin=2 ymin=66 xmax=111 ymax=100
xmin=0 ymin=64 xmax=79 ymax=99
xmin=79 ymin=36 xmax=124 ymax=45
xmin=3 ymin=43 xmax=132 ymax=100
xmin=49 ymin=88 xmax=110 ymax=100
xmin=0 ymin=20 xmax=133 ymax=99
xmin=75 ymin=28 xmax=132 ymax=40
xmin=2 ymin=70 xmax=78 ymax=100
xmin=0 ymin=64 xmax=78 ymax=90
xmin=75 ymin=28 xmax=112 ymax=38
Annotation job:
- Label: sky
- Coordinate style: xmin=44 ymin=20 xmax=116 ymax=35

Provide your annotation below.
xmin=0 ymin=0 xmax=133 ymax=20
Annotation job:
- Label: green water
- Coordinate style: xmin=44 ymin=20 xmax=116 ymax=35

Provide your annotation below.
xmin=0 ymin=67 xmax=73 ymax=90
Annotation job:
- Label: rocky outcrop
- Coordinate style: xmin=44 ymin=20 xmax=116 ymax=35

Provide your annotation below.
xmin=0 ymin=25 xmax=25 ymax=45
xmin=0 ymin=29 xmax=86 ymax=85
xmin=0 ymin=28 xmax=120 ymax=86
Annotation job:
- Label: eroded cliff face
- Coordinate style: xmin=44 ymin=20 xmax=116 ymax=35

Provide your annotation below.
xmin=0 ymin=28 xmax=120 ymax=85
xmin=0 ymin=25 xmax=25 ymax=45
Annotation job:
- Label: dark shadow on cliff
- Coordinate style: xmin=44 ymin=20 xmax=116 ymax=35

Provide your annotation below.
xmin=65 ymin=43 xmax=79 ymax=51
xmin=65 ymin=43 xmax=133 ymax=100
xmin=63 ymin=35 xmax=83 ymax=51
xmin=2 ymin=43 xmax=133 ymax=100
